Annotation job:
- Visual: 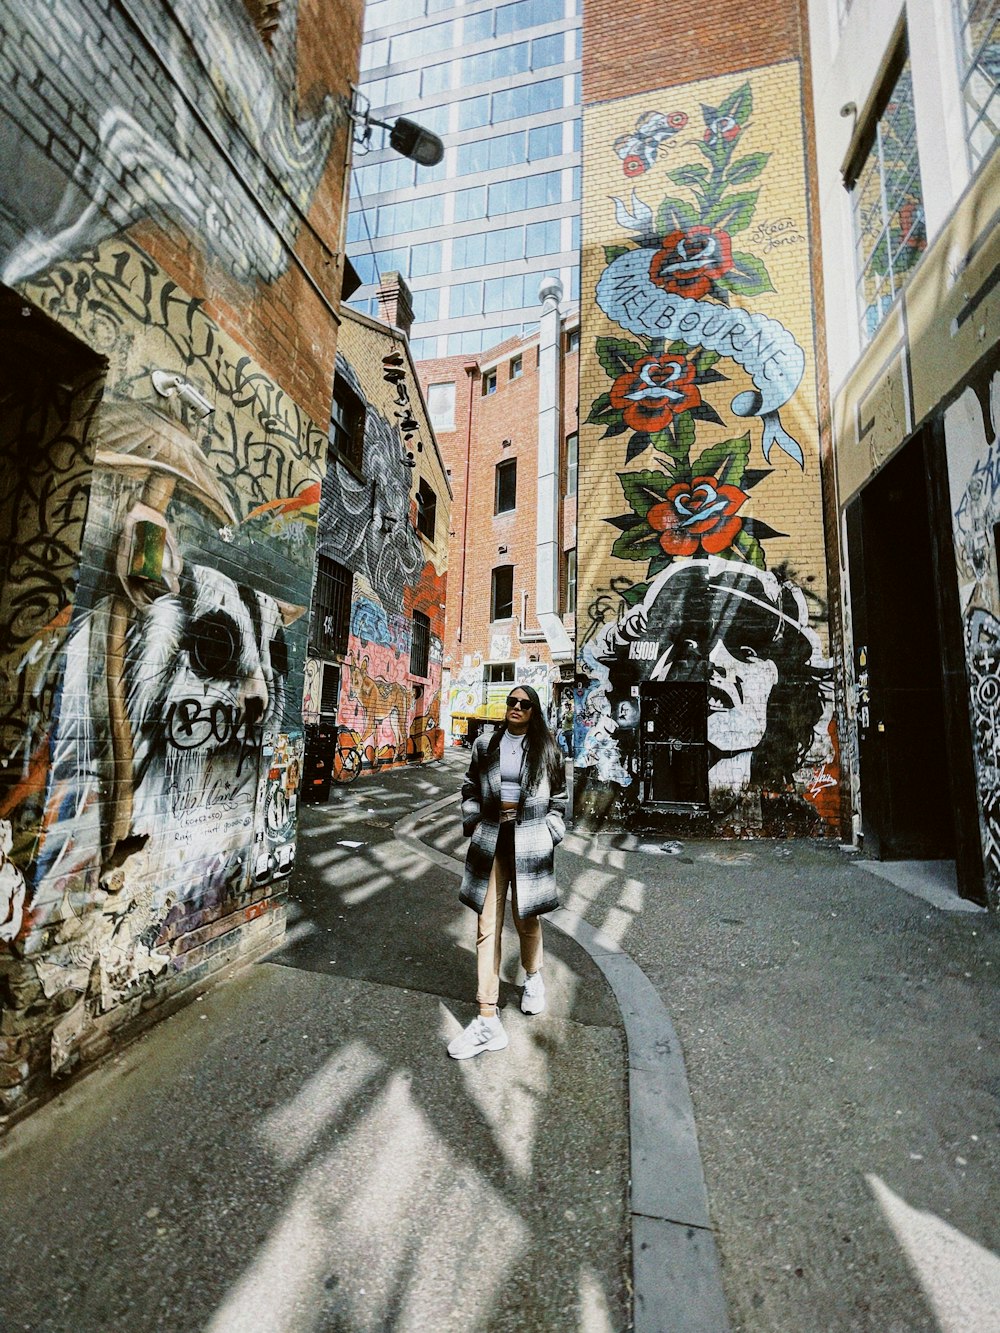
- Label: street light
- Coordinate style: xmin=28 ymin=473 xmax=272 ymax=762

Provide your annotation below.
xmin=350 ymin=91 xmax=444 ymax=167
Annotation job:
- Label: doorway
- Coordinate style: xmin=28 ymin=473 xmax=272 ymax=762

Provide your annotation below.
xmin=845 ymin=430 xmax=957 ymax=860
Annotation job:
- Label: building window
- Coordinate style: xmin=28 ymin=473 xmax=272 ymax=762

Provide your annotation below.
xmin=510 ymin=354 xmax=523 ymax=380
xmin=329 ymin=377 xmax=366 ymax=471
xmin=957 ymin=0 xmax=1000 ymax=165
xmin=491 ymin=564 xmax=514 ymax=620
xmin=485 ymin=662 xmax=514 ymax=683
xmin=563 ymin=547 xmax=577 ymax=615
xmin=410 ymin=610 xmax=430 ymax=678
xmin=848 ymin=53 xmax=926 ymax=342
xmin=319 ymin=662 xmax=341 ymax=716
xmin=312 ymin=555 xmax=352 ymax=657
xmin=416 ymin=479 xmax=437 ymax=541
xmin=482 ymin=369 xmax=498 ymax=395
xmin=427 ymin=381 xmax=455 ymax=431
xmin=495 ymin=458 xmax=517 ymax=513
xmin=565 ymin=327 xmax=580 ymax=353
xmin=565 ymin=431 xmax=577 ymax=497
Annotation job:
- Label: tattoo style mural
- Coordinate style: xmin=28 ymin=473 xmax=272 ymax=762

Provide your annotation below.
xmin=578 ymin=67 xmax=836 ymax=830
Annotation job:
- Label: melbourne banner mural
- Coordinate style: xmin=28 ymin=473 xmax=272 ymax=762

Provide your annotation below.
xmin=578 ymin=64 xmax=838 ymax=832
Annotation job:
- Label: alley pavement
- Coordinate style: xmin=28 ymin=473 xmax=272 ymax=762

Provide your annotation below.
xmin=1 ymin=748 xmax=999 ymax=1332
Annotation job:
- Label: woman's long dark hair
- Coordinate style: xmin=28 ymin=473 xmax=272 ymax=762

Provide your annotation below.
xmin=490 ymin=683 xmax=563 ymax=793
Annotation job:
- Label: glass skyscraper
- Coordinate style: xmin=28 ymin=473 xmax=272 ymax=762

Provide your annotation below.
xmin=347 ymin=0 xmax=582 ymax=360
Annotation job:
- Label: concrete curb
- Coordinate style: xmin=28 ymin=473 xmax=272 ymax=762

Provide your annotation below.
xmin=395 ymin=793 xmax=731 ymax=1333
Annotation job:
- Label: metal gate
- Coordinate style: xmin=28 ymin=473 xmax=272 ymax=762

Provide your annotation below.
xmin=638 ymin=681 xmax=709 ymax=809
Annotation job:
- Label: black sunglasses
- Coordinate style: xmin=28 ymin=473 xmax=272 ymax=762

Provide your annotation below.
xmin=506 ymin=695 xmax=532 ymax=709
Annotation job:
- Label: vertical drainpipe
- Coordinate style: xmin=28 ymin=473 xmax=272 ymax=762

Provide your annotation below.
xmin=536 ymin=276 xmax=574 ymax=662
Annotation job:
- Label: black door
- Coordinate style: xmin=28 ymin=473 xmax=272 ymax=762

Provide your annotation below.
xmin=638 ymin=681 xmax=709 ymax=809
xmin=846 ymin=433 xmax=954 ymax=859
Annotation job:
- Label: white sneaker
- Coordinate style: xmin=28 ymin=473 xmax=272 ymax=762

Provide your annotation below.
xmin=521 ymin=971 xmax=545 ymax=1015
xmin=447 ymin=1014 xmax=509 ymax=1059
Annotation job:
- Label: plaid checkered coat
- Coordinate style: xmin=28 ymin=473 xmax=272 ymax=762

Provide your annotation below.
xmin=459 ymin=730 xmax=567 ymax=918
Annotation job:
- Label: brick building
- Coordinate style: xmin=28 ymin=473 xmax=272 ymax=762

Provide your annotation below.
xmin=302 ymin=274 xmax=451 ymax=796
xmin=808 ymin=0 xmax=998 ymax=907
xmin=575 ymin=0 xmax=840 ymax=836
xmin=0 ymin=0 xmax=363 ymax=1119
xmin=417 ymin=282 xmax=579 ymax=741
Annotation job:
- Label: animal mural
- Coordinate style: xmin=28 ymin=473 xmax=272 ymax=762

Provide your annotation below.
xmin=578 ymin=72 xmax=836 ymax=830
xmin=1 ymin=240 xmax=323 ymax=1065
xmin=946 ymin=365 xmax=1000 ymax=909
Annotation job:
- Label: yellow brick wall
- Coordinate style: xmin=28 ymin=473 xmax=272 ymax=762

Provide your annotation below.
xmin=577 ymin=61 xmax=838 ymax=834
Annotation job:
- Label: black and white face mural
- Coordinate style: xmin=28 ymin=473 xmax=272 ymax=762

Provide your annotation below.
xmin=947 ymin=366 xmax=1000 ymax=909
xmin=579 ymin=556 xmax=833 ymax=810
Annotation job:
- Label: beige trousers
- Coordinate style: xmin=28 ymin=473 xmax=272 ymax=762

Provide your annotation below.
xmin=476 ymin=821 xmax=543 ymax=1008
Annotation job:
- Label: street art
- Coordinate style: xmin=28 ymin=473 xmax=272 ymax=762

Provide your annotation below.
xmin=579 ymin=69 xmax=835 ymax=828
xmin=318 ymin=359 xmax=424 ymax=608
xmin=2 ymin=0 xmax=343 ymax=286
xmin=582 ymin=558 xmax=832 ymax=807
xmin=1 ymin=240 xmax=322 ymax=1057
xmin=946 ymin=366 xmax=1000 ymax=907
xmin=613 ymin=110 xmax=688 ymax=178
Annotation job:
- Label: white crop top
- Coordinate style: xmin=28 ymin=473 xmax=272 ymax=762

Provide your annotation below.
xmin=499 ymin=730 xmax=527 ymax=804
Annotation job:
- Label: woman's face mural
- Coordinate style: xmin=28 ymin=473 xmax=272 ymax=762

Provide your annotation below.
xmin=581 ymin=556 xmax=832 ymax=801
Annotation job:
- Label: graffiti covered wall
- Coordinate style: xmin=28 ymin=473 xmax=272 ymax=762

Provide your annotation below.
xmin=0 ymin=0 xmax=361 ymax=1113
xmin=1 ymin=240 xmax=324 ymax=1094
xmin=577 ymin=62 xmax=837 ymax=833
xmin=946 ymin=363 xmax=1000 ymax=909
xmin=304 ymin=310 xmax=449 ymax=786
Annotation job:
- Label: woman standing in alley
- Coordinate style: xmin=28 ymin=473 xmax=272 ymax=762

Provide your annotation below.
xmin=447 ymin=684 xmax=567 ymax=1059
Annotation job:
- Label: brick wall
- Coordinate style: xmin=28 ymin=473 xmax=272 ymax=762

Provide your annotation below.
xmin=303 ymin=309 xmax=451 ymax=780
xmin=577 ymin=26 xmax=839 ymax=835
xmin=0 ymin=0 xmax=362 ymax=1121
xmin=418 ymin=319 xmax=579 ymax=728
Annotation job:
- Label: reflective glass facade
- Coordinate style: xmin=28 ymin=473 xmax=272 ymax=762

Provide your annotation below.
xmin=347 ymin=0 xmax=582 ymax=359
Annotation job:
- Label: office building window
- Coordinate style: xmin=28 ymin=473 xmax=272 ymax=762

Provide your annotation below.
xmin=525 ymin=218 xmax=562 ymax=258
xmin=377 ymin=197 xmax=444 ymax=236
xmin=329 ymin=376 xmax=366 ymax=471
xmin=492 ymin=77 xmax=563 ymax=124
xmin=416 ymin=479 xmax=437 ymax=541
xmin=458 ymin=94 xmax=490 ymax=130
xmin=528 ymin=122 xmax=563 ymax=160
xmin=410 ymin=241 xmax=442 ymax=277
xmin=483 ymin=368 xmax=498 ymax=395
xmin=451 ymin=281 xmax=482 ymax=317
xmin=848 ymin=54 xmax=926 ymax=341
xmin=312 ymin=555 xmax=352 ymax=657
xmin=410 ymin=610 xmax=430 ymax=678
xmin=412 ymin=289 xmax=439 ymax=322
xmin=957 ymin=0 xmax=1000 ymax=164
xmin=563 ymin=548 xmax=576 ymax=615
xmin=491 ymin=565 xmax=514 ymax=620
xmin=510 ymin=354 xmax=523 ymax=380
xmin=427 ymin=382 xmax=455 ymax=431
xmin=495 ymin=458 xmax=517 ymax=513
xmin=454 ymin=186 xmax=487 ymax=222
xmin=532 ymin=32 xmax=564 ymax=67
xmin=565 ymin=431 xmax=577 ymax=496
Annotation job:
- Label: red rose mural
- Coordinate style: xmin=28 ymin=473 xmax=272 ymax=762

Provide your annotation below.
xmin=647 ymin=475 xmax=748 ymax=556
xmin=704 ymin=113 xmax=741 ymax=147
xmin=610 ymin=354 xmax=702 ymax=433
xmin=649 ymin=227 xmax=734 ymax=300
